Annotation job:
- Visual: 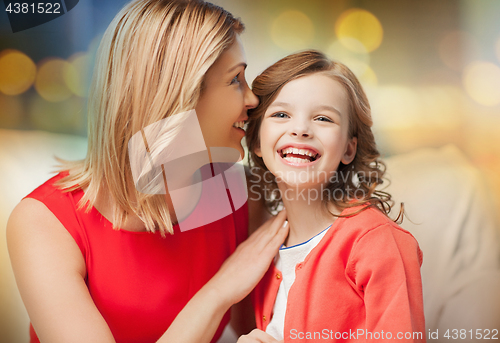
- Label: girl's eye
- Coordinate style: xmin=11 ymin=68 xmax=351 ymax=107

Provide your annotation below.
xmin=316 ymin=116 xmax=333 ymax=123
xmin=230 ymin=73 xmax=241 ymax=85
xmin=271 ymin=112 xmax=289 ymax=119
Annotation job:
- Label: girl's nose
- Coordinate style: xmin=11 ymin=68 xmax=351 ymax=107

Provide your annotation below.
xmin=291 ymin=131 xmax=310 ymax=138
xmin=290 ymin=121 xmax=312 ymax=138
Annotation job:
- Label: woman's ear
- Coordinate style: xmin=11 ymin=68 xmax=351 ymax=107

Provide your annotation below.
xmin=254 ymin=145 xmax=262 ymax=158
xmin=341 ymin=137 xmax=357 ymax=165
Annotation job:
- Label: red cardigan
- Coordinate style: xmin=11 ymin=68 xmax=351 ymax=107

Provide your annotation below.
xmin=254 ymin=206 xmax=426 ymax=342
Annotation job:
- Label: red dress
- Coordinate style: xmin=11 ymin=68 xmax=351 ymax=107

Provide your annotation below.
xmin=26 ymin=172 xmax=248 ymax=343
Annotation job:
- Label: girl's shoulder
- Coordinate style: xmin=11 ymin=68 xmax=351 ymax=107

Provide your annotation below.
xmin=342 ymin=204 xmax=398 ymax=229
xmin=341 ymin=204 xmax=418 ymax=246
xmin=340 ymin=205 xmax=423 ymax=265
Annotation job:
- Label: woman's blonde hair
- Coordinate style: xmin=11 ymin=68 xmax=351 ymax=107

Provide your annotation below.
xmin=246 ymin=50 xmax=397 ymax=219
xmin=56 ymin=0 xmax=244 ymax=236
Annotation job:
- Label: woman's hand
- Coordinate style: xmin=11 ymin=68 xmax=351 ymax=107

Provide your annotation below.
xmin=157 ymin=209 xmax=288 ymax=343
xmin=208 ymin=208 xmax=288 ymax=308
xmin=237 ymin=329 xmax=284 ymax=343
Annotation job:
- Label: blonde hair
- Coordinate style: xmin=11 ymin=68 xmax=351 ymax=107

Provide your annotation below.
xmin=56 ymin=0 xmax=244 ymax=236
xmin=246 ymin=50 xmax=397 ymax=219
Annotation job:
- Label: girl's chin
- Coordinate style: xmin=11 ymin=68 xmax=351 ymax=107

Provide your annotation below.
xmin=276 ymin=179 xmax=327 ymax=191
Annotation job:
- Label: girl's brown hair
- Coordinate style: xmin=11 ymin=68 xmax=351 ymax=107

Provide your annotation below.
xmin=56 ymin=0 xmax=244 ymax=236
xmin=246 ymin=50 xmax=397 ymax=218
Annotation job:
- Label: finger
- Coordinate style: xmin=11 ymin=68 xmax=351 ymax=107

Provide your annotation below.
xmin=247 ymin=209 xmax=287 ymax=244
xmin=253 ymin=223 xmax=288 ymax=259
xmin=264 ymin=209 xmax=288 ymax=237
xmin=274 ymin=207 xmax=287 ymax=223
xmin=266 ymin=214 xmax=289 ymax=247
xmin=244 ymin=329 xmax=281 ymax=342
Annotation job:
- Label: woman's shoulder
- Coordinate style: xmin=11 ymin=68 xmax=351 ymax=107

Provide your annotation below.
xmin=24 ymin=171 xmax=84 ymax=225
xmin=9 ymin=196 xmax=71 ymax=237
xmin=12 ymin=171 xmax=89 ymax=257
xmin=7 ymin=196 xmax=93 ymax=342
xmin=25 ymin=171 xmax=73 ymax=202
xmin=7 ymin=196 xmax=87 ymax=274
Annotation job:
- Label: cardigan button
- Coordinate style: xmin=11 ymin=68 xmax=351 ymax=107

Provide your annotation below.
xmin=263 ymin=315 xmax=267 ymax=321
xmin=276 ymin=273 xmax=281 ymax=279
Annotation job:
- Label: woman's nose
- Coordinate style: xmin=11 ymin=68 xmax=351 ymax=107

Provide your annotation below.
xmin=244 ymin=84 xmax=259 ymax=109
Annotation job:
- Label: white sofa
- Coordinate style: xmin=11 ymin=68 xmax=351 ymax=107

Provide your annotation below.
xmin=1 ymin=129 xmax=499 ymax=342
xmin=383 ymin=145 xmax=500 ymax=338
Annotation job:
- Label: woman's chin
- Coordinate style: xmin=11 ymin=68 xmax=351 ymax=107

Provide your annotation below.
xmin=234 ymin=145 xmax=245 ymax=162
xmin=207 ymin=143 xmax=244 ymax=163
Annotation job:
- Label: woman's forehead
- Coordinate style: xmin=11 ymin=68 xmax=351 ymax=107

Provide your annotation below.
xmin=210 ymin=36 xmax=247 ymax=74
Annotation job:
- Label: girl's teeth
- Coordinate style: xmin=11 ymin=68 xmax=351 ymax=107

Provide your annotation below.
xmin=281 ymin=147 xmax=317 ymax=159
xmin=283 ymin=156 xmax=311 ymax=164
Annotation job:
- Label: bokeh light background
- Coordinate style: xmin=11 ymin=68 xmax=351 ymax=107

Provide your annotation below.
xmin=1 ymin=0 xmax=500 ymax=191
xmin=1 ymin=0 xmax=500 ymax=341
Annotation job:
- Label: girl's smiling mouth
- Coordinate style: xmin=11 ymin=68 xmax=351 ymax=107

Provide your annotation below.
xmin=278 ymin=145 xmax=321 ymax=166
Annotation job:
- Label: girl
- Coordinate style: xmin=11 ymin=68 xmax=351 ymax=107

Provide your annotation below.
xmin=7 ymin=1 xmax=287 ymax=342
xmin=246 ymin=50 xmax=426 ymax=342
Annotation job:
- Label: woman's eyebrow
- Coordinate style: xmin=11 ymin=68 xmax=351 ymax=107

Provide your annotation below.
xmin=227 ymin=62 xmax=247 ymax=74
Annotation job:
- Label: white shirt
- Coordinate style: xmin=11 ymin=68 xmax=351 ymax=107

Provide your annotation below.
xmin=265 ymin=226 xmax=331 ymax=340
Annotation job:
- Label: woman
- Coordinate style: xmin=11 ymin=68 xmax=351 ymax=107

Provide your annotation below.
xmin=6 ymin=1 xmax=287 ymax=342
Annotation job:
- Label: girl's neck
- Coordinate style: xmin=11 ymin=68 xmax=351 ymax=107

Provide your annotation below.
xmin=279 ymin=183 xmax=342 ymax=247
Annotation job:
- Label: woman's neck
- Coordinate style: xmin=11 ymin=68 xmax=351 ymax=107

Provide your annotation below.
xmin=279 ymin=183 xmax=341 ymax=247
xmin=89 ymin=167 xmax=208 ymax=232
xmin=91 ymin=185 xmax=179 ymax=233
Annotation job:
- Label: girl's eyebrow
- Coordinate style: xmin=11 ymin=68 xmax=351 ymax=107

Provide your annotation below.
xmin=268 ymin=101 xmax=291 ymax=109
xmin=269 ymin=102 xmax=342 ymax=116
xmin=314 ymin=104 xmax=342 ymax=116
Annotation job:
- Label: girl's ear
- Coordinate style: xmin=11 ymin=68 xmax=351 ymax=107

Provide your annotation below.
xmin=341 ymin=137 xmax=357 ymax=165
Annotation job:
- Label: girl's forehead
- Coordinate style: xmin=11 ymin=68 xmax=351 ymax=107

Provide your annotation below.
xmin=270 ymin=73 xmax=349 ymax=116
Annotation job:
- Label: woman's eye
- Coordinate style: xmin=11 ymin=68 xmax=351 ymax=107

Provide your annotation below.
xmin=316 ymin=116 xmax=333 ymax=123
xmin=230 ymin=74 xmax=240 ymax=85
xmin=271 ymin=112 xmax=289 ymax=119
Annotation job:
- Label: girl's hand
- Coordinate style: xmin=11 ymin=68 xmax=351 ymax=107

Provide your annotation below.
xmin=237 ymin=329 xmax=284 ymax=343
xmin=208 ymin=209 xmax=288 ymax=308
